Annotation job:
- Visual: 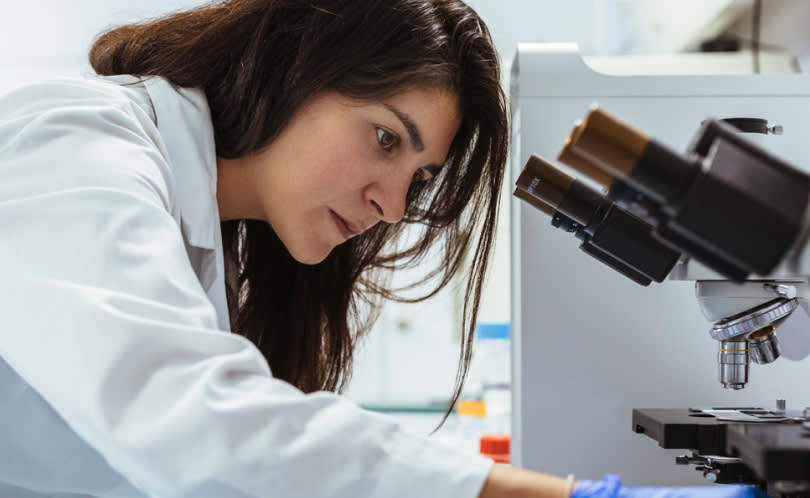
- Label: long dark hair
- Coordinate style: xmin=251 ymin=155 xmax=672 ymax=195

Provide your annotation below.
xmin=90 ymin=0 xmax=508 ymax=420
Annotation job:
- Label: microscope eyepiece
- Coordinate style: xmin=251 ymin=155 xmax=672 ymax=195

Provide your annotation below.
xmin=558 ymin=105 xmax=700 ymax=209
xmin=515 ymin=155 xmax=602 ymax=226
xmin=558 ymin=121 xmax=616 ymax=188
xmin=514 ymin=154 xmax=681 ymax=286
xmin=513 ymin=185 xmax=557 ymax=217
xmin=557 ymin=106 xmax=650 ymax=184
xmin=557 ymin=106 xmax=810 ymax=281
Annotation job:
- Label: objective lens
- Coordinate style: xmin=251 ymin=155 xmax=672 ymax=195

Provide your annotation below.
xmin=718 ymin=340 xmax=749 ymax=390
xmin=748 ymin=326 xmax=780 ymax=364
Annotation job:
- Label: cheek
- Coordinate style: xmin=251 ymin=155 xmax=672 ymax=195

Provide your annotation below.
xmin=304 ymin=131 xmax=376 ymax=193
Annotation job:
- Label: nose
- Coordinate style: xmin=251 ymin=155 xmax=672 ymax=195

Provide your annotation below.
xmin=365 ymin=172 xmax=411 ymax=224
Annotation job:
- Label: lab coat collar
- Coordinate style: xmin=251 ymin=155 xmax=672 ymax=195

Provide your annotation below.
xmin=143 ymin=77 xmax=219 ymax=250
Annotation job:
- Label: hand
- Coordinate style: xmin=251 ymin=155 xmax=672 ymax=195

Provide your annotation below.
xmin=572 ymin=475 xmax=770 ymax=498
xmin=572 ymin=475 xmax=622 ymax=498
xmin=619 ymin=485 xmax=769 ymax=498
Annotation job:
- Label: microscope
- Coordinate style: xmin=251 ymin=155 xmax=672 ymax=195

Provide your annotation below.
xmin=515 ymin=106 xmax=810 ymax=494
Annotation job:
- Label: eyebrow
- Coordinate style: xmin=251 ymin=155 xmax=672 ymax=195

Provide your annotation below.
xmin=384 ymin=104 xmax=424 ymax=152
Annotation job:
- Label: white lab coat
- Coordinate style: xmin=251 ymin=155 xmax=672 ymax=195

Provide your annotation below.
xmin=0 ymin=75 xmax=492 ymax=498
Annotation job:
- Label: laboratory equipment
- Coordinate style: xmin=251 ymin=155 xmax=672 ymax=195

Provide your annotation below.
xmin=474 ymin=323 xmax=512 ymax=435
xmin=511 ymin=43 xmax=810 ymax=493
xmin=515 ymin=154 xmax=680 ymax=286
xmin=457 ymin=323 xmax=511 ymax=450
xmin=528 ymin=103 xmax=810 ymax=495
xmin=518 ymin=106 xmax=810 ymax=391
xmin=479 ymin=434 xmax=511 ymax=464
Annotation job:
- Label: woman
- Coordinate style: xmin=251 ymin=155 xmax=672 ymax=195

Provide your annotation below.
xmin=0 ymin=1 xmax=769 ymax=497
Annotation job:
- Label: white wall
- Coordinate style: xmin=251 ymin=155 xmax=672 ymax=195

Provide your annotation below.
xmin=0 ymin=2 xmax=203 ymax=91
xmin=466 ymin=0 xmax=610 ymax=61
xmin=0 ymin=1 xmax=202 ymax=57
xmin=730 ymin=0 xmax=810 ymax=71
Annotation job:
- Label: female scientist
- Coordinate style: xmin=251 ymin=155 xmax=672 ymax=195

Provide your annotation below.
xmin=0 ymin=1 xmax=769 ymax=497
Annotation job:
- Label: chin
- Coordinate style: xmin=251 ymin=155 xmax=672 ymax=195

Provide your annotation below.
xmin=288 ymin=244 xmax=333 ymax=266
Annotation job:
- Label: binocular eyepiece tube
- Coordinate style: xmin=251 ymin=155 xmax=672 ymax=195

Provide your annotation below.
xmin=553 ymin=105 xmax=810 ymax=281
xmin=515 ymin=155 xmax=680 ymax=286
xmin=515 ymin=155 xmax=603 ymax=227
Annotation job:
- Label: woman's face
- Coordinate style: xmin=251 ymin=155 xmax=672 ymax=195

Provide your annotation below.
xmin=253 ymin=86 xmax=462 ymax=264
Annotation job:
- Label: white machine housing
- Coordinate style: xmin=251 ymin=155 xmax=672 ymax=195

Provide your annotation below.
xmin=511 ymin=43 xmax=810 ymax=485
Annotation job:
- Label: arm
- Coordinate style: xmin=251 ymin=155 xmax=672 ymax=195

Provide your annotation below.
xmin=480 ymin=464 xmax=573 ymax=498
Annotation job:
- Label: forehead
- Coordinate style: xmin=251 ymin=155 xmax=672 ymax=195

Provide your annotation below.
xmin=377 ymin=86 xmax=462 ymax=146
xmin=380 ymin=86 xmax=460 ymax=119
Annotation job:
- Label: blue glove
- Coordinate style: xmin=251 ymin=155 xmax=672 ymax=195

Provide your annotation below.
xmin=619 ymin=485 xmax=769 ymax=498
xmin=572 ymin=475 xmax=623 ymax=498
xmin=572 ymin=475 xmax=770 ymax=498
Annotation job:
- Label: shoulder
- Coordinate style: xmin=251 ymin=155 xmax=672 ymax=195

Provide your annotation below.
xmin=0 ymin=76 xmax=155 ymax=124
xmin=0 ymin=76 xmax=176 ymax=213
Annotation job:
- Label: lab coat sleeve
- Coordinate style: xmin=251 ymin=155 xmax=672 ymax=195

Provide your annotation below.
xmin=0 ymin=98 xmax=493 ymax=497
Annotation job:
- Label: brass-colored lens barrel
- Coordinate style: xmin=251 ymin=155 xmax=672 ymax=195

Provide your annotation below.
xmin=558 ymin=133 xmax=615 ymax=188
xmin=558 ymin=106 xmax=650 ymax=187
xmin=515 ymin=154 xmax=574 ymax=217
xmin=514 ymin=186 xmax=557 ymax=217
xmin=515 ymin=154 xmax=606 ymax=227
xmin=748 ymin=325 xmax=780 ymax=365
xmin=516 ymin=154 xmax=574 ymax=209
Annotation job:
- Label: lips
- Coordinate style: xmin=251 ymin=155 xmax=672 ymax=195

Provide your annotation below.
xmin=330 ymin=210 xmax=362 ymax=239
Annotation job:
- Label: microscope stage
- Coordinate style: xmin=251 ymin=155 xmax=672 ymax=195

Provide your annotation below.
xmin=727 ymin=423 xmax=810 ymax=481
xmin=633 ymin=408 xmax=733 ymax=455
xmin=633 ymin=408 xmax=810 ymax=481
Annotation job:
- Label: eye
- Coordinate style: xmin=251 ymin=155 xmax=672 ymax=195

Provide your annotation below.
xmin=376 ymin=127 xmax=399 ymax=151
xmin=412 ymin=166 xmax=441 ymax=184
